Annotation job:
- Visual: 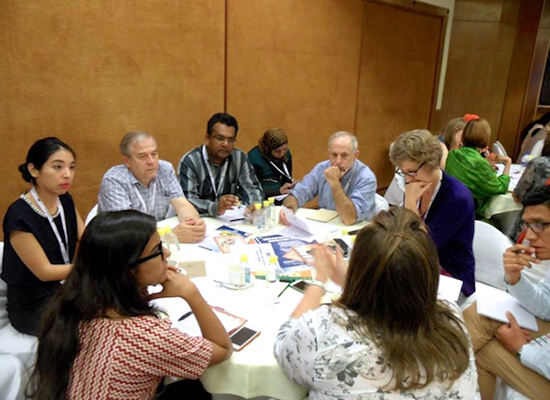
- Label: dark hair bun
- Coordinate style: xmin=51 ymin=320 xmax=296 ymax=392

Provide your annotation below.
xmin=18 ymin=163 xmax=33 ymax=183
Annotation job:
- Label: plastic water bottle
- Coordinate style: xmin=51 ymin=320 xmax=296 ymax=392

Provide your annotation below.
xmin=268 ymin=197 xmax=276 ymax=227
xmin=265 ymin=255 xmax=281 ymax=303
xmin=253 ymin=203 xmax=264 ymax=230
xmin=241 ymin=254 xmax=251 ymax=284
xmin=521 ymin=153 xmax=532 ymax=167
xmin=164 ymin=227 xmax=180 ymax=254
xmin=228 ymin=262 xmax=245 ymax=286
xmin=262 ymin=200 xmax=271 ymax=228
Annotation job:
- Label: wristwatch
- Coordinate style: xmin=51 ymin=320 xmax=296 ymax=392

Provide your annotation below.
xmin=516 ymin=343 xmax=526 ymax=361
xmin=308 ymin=279 xmax=326 ymax=294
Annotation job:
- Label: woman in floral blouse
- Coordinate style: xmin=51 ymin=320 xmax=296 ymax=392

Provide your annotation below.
xmin=274 ymin=207 xmax=478 ymax=399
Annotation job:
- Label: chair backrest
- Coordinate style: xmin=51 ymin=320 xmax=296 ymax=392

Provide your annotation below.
xmin=492 ymin=141 xmax=508 ymax=157
xmin=374 ymin=194 xmax=389 ymax=214
xmin=473 ymin=220 xmax=513 ymax=290
xmin=85 ymin=204 xmax=98 ymax=226
xmin=383 ymin=173 xmax=405 ymax=207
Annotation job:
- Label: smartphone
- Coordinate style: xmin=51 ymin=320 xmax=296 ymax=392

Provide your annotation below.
xmin=333 ymin=238 xmax=350 ymax=257
xmin=230 ymin=326 xmax=261 ymax=351
xmin=290 ymin=279 xmax=308 ymax=293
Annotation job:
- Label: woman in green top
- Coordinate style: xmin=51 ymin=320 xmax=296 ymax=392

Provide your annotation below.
xmin=445 ymin=118 xmax=512 ymax=216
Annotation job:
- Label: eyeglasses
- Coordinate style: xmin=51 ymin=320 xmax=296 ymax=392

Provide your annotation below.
xmin=522 ymin=221 xmax=550 ymax=235
xmin=396 ymin=162 xmax=425 ymax=178
xmin=128 ymin=242 xmax=165 ymax=267
xmin=213 ymin=136 xmax=237 ymax=145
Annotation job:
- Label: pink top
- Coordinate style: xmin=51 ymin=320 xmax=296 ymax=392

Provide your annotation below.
xmin=67 ymin=315 xmax=213 ymax=400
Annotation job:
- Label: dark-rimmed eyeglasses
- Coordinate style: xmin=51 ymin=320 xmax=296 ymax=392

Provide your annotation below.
xmin=128 ymin=242 xmax=164 ymax=267
xmin=522 ymin=221 xmax=550 ymax=235
xmin=395 ymin=162 xmax=425 ymax=178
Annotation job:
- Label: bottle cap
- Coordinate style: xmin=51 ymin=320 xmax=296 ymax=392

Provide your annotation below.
xmin=269 ymin=197 xmax=275 ymax=204
xmin=254 ymin=203 xmax=262 ymax=210
xmin=240 ymin=254 xmax=248 ymax=262
xmin=269 ymin=255 xmax=278 ymax=263
xmin=157 ymin=227 xmax=168 ymax=235
xmin=263 ymin=200 xmax=269 ymax=207
xmin=341 ymin=229 xmax=348 ymax=236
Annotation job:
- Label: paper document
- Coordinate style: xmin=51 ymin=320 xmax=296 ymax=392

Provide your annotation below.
xmin=305 ymin=209 xmax=338 ymax=223
xmin=477 ymin=284 xmax=538 ymax=331
xmin=216 ymin=206 xmax=245 ymax=223
xmin=437 ymin=274 xmax=463 ymax=302
xmin=282 ymin=206 xmax=312 ymax=234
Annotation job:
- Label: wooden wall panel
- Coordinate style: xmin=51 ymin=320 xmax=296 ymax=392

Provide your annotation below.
xmin=225 ymin=0 xmax=364 ymax=183
xmin=0 ymin=0 xmax=225 ymax=224
xmin=454 ymin=0 xmax=504 ymax=22
xmin=356 ymin=1 xmax=444 ymax=189
xmin=499 ymin=0 xmax=544 ymax=157
xmin=429 ymin=21 xmax=516 ymax=142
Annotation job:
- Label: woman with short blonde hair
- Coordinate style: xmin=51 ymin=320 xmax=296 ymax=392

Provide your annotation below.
xmin=389 ymin=129 xmax=476 ymax=296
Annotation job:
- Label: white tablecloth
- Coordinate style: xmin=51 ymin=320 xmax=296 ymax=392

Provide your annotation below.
xmin=156 ymin=208 xmax=368 ymax=399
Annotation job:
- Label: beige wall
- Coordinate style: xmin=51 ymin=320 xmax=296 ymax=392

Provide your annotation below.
xmin=1 ymin=0 xmax=545 ymax=238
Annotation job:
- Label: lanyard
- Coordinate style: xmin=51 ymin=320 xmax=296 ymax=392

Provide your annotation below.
xmin=132 ymin=181 xmax=156 ymax=214
xmin=30 ymin=186 xmax=70 ymax=264
xmin=269 ymin=160 xmax=292 ymax=181
xmin=202 ymin=145 xmax=229 ymax=198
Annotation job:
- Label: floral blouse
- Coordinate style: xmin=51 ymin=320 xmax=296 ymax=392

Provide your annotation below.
xmin=274 ymin=303 xmax=478 ymax=399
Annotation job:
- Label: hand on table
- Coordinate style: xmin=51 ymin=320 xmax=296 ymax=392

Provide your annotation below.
xmin=173 ymin=220 xmax=206 ymax=243
xmin=496 ymin=311 xmax=531 ymax=355
xmin=217 ymin=194 xmax=240 ymax=215
xmin=279 ymin=209 xmax=291 ymax=226
xmin=503 ymin=244 xmax=540 ymax=285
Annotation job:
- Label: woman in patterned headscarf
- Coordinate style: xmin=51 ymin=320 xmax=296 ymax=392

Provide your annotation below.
xmin=248 ymin=128 xmax=294 ymax=199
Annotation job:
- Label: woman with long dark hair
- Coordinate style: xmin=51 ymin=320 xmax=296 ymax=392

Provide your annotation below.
xmin=274 ymin=207 xmax=477 ymax=398
xmin=30 ymin=210 xmax=232 ymax=399
xmin=1 ymin=137 xmax=84 ymax=336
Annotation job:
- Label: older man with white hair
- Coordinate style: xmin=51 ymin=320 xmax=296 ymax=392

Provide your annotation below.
xmin=281 ymin=131 xmax=377 ymax=225
xmin=98 ymin=131 xmax=206 ymax=242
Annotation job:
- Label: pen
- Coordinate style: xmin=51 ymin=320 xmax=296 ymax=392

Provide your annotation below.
xmin=230 ymin=218 xmax=245 ymax=222
xmin=178 ymin=311 xmax=193 ymax=321
xmin=255 ymin=275 xmax=311 ymax=282
xmin=277 ymin=282 xmax=292 ymax=298
xmin=198 ymin=245 xmax=213 ymax=251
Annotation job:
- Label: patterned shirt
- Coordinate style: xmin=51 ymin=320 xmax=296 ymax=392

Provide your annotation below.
xmin=290 ymin=160 xmax=377 ymax=223
xmin=98 ymin=160 xmax=184 ymax=221
xmin=67 ymin=315 xmax=212 ymax=400
xmin=507 ymin=268 xmax=550 ymax=379
xmin=178 ymin=145 xmax=264 ymax=216
xmin=274 ymin=304 xmax=478 ymax=399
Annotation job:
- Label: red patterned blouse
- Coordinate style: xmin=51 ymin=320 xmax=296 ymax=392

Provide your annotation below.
xmin=67 ymin=315 xmax=213 ymax=399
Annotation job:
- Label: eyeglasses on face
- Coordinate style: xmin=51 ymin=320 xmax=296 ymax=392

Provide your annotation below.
xmin=522 ymin=221 xmax=550 ymax=235
xmin=395 ymin=161 xmax=425 ymax=178
xmin=213 ymin=135 xmax=237 ymax=145
xmin=128 ymin=242 xmax=164 ymax=267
